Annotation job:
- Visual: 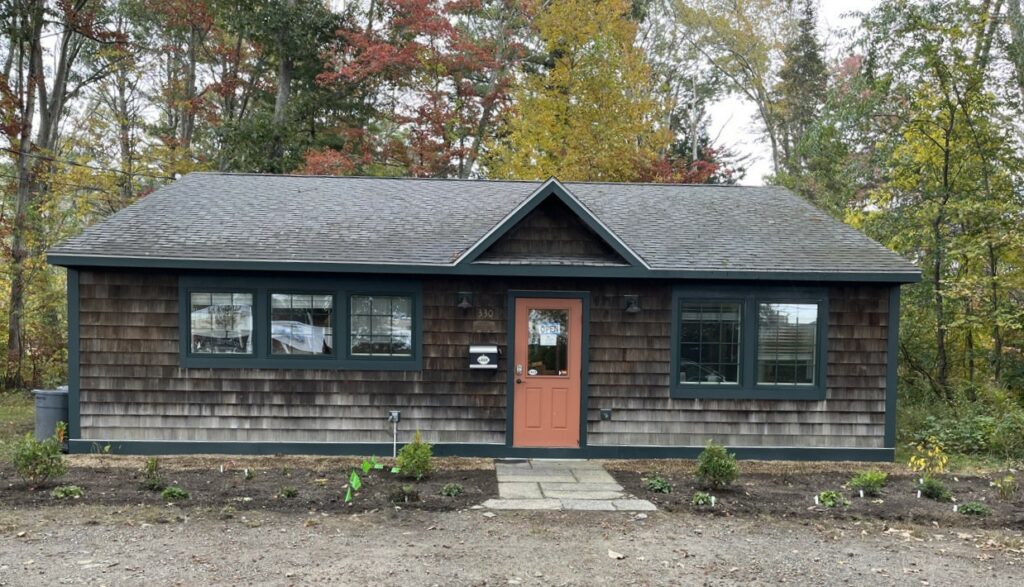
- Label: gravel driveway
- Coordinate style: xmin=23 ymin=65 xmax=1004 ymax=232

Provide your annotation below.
xmin=1 ymin=505 xmax=1021 ymax=585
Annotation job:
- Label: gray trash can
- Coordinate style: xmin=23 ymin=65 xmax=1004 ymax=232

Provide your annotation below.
xmin=33 ymin=387 xmax=69 ymax=441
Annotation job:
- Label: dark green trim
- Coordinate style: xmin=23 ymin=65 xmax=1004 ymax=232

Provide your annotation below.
xmin=179 ymin=274 xmax=422 ymax=371
xmin=67 ymin=439 xmax=893 ymax=461
xmin=670 ymin=285 xmax=829 ymax=400
xmin=457 ymin=178 xmax=647 ymax=268
xmin=67 ymin=269 xmax=80 ymax=440
xmin=885 ymin=286 xmax=901 ymax=448
xmin=47 ymin=253 xmax=922 ymax=284
xmin=505 ymin=290 xmax=591 ymax=449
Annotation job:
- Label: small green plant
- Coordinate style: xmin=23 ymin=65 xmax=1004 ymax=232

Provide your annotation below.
xmin=440 ymin=483 xmax=464 ymax=497
xmin=992 ymin=475 xmax=1017 ymax=500
xmin=140 ymin=457 xmax=165 ymax=491
xmin=243 ymin=467 xmax=255 ymax=481
xmin=10 ymin=427 xmax=67 ymax=489
xmin=691 ymin=491 xmax=713 ymax=507
xmin=389 ymin=484 xmax=421 ymax=503
xmin=51 ymin=485 xmax=84 ymax=499
xmin=817 ymin=490 xmax=849 ymax=508
xmin=396 ymin=431 xmax=433 ymax=481
xmin=919 ymin=477 xmax=951 ymax=501
xmin=90 ymin=442 xmax=112 ymax=455
xmin=643 ymin=474 xmax=673 ymax=494
xmin=360 ymin=456 xmax=386 ymax=475
xmin=695 ymin=441 xmax=738 ymax=489
xmin=278 ymin=486 xmax=298 ymax=499
xmin=344 ymin=470 xmax=363 ymax=504
xmin=849 ymin=470 xmax=888 ymax=497
xmin=958 ymin=501 xmax=992 ymax=516
xmin=161 ymin=485 xmax=190 ymax=501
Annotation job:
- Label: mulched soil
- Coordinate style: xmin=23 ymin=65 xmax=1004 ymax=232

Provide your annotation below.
xmin=0 ymin=455 xmax=497 ymax=514
xmin=605 ymin=459 xmax=1024 ymax=529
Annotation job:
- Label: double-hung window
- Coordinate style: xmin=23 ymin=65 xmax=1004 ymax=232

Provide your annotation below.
xmin=180 ymin=277 xmax=420 ymax=370
xmin=671 ymin=287 xmax=827 ymax=400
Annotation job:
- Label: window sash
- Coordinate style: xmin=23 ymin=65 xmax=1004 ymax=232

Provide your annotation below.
xmin=671 ymin=287 xmax=827 ymax=400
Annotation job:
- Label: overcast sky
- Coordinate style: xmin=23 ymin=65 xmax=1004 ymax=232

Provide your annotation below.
xmin=708 ymin=0 xmax=879 ymax=185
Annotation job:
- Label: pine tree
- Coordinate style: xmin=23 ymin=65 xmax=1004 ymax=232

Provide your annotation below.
xmin=775 ymin=0 xmax=827 ymax=175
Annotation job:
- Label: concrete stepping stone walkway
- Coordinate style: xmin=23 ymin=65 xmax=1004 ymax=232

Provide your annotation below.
xmin=482 ymin=459 xmax=656 ymax=512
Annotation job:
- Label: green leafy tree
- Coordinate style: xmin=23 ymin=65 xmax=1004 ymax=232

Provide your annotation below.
xmin=485 ymin=0 xmax=668 ymax=181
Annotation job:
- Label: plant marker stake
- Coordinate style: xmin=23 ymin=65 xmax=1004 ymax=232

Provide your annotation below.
xmin=917 ymin=490 xmax=922 ymax=499
xmin=711 ymin=496 xmax=716 ymax=508
xmin=953 ymin=505 xmax=958 ymax=513
xmin=814 ymin=495 xmax=819 ymax=505
xmin=859 ymin=490 xmax=864 ymax=498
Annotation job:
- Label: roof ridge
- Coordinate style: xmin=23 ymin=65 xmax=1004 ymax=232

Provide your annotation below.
xmin=189 ymin=171 xmax=780 ymax=189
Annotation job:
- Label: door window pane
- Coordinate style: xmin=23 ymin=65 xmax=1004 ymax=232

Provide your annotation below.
xmin=527 ymin=309 xmax=568 ymax=376
xmin=679 ymin=302 xmax=741 ymax=385
xmin=757 ymin=303 xmax=818 ymax=385
xmin=270 ymin=293 xmax=334 ymax=355
xmin=190 ymin=292 xmax=253 ymax=354
xmin=350 ymin=295 xmax=413 ymax=356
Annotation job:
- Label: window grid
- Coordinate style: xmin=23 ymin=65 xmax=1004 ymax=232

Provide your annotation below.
xmin=350 ymin=295 xmax=413 ymax=357
xmin=189 ymin=291 xmax=254 ymax=355
xmin=679 ymin=302 xmax=741 ymax=385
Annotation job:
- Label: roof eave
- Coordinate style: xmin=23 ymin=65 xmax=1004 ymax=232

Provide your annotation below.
xmin=46 ymin=252 xmax=922 ymax=284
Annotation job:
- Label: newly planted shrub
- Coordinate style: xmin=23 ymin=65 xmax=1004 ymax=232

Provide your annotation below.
xmin=849 ymin=470 xmax=888 ymax=497
xmin=397 ymin=431 xmax=433 ymax=480
xmin=140 ymin=457 xmax=165 ymax=491
xmin=695 ymin=441 xmax=738 ymax=489
xmin=818 ymin=490 xmax=849 ymax=508
xmin=919 ymin=477 xmax=951 ymax=501
xmin=440 ymin=483 xmax=464 ymax=497
xmin=691 ymin=491 xmax=713 ymax=507
xmin=278 ymin=486 xmax=298 ymax=499
xmin=958 ymin=501 xmax=992 ymax=516
xmin=10 ymin=428 xmax=67 ymax=489
xmin=643 ymin=475 xmax=673 ymax=494
xmin=161 ymin=485 xmax=190 ymax=501
xmin=908 ymin=437 xmax=948 ymax=478
xmin=51 ymin=485 xmax=83 ymax=499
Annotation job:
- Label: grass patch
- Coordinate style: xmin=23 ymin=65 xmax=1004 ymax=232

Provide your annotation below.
xmin=0 ymin=392 xmax=34 ymax=446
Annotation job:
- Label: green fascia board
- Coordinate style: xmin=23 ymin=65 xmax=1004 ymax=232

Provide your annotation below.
xmin=47 ymin=253 xmax=923 ymax=284
xmin=68 ymin=439 xmax=894 ymax=462
xmin=454 ymin=177 xmax=649 ymax=268
xmin=885 ymin=286 xmax=900 ymax=448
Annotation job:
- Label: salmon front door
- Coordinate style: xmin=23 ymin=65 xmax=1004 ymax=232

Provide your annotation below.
xmin=512 ymin=297 xmax=583 ymax=447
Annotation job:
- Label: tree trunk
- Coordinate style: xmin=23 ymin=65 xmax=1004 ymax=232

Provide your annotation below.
xmin=5 ymin=0 xmax=44 ymax=390
xmin=270 ymin=0 xmax=296 ymax=169
xmin=988 ymin=243 xmax=1003 ymax=382
xmin=1009 ymin=0 xmax=1024 ymax=101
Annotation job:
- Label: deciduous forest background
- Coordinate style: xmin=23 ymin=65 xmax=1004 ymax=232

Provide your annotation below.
xmin=2 ymin=0 xmax=1023 ymax=459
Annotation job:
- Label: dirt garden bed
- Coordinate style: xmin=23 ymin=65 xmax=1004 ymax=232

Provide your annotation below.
xmin=606 ymin=460 xmax=1024 ymax=529
xmin=0 ymin=455 xmax=497 ymax=514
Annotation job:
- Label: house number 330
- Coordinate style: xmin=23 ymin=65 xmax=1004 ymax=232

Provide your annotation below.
xmin=476 ymin=307 xmax=495 ymax=319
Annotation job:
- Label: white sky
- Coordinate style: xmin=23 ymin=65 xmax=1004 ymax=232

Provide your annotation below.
xmin=708 ymin=0 xmax=879 ymax=185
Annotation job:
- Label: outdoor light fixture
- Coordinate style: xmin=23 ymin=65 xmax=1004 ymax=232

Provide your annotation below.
xmin=623 ymin=294 xmax=641 ymax=314
xmin=456 ymin=291 xmax=475 ymax=311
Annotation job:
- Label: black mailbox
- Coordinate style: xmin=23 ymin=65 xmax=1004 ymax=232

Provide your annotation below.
xmin=469 ymin=345 xmax=499 ymax=369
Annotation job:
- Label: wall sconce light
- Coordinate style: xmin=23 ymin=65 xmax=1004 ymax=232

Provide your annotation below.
xmin=456 ymin=291 xmax=475 ymax=311
xmin=623 ymin=294 xmax=641 ymax=314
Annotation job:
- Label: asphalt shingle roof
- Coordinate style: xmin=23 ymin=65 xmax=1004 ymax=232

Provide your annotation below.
xmin=48 ymin=172 xmax=919 ymax=278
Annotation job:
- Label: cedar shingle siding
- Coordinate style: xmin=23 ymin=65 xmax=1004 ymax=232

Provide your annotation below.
xmin=79 ymin=270 xmax=887 ymax=449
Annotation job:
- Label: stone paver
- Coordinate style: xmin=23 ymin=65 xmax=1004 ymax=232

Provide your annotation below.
xmin=498 ymin=482 xmax=543 ymax=499
xmin=482 ymin=498 xmax=562 ymax=510
xmin=486 ymin=459 xmax=656 ymax=512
